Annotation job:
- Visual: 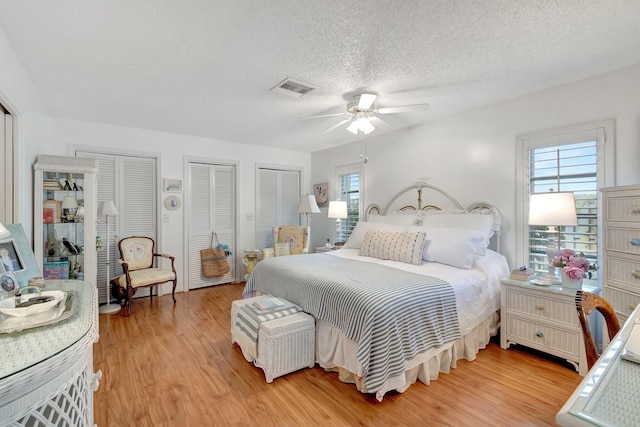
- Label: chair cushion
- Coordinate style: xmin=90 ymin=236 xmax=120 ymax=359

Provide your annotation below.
xmin=114 ymin=268 xmax=176 ymax=289
xmin=120 ymin=237 xmax=154 ymax=270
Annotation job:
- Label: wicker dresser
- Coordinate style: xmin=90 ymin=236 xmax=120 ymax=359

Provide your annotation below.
xmin=601 ymin=184 xmax=640 ymax=324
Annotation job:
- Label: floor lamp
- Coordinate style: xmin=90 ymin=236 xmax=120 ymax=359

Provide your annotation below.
xmin=528 ymin=191 xmax=577 ymax=285
xmin=99 ymin=201 xmax=120 ymax=314
xmin=298 ymin=194 xmax=321 ymax=227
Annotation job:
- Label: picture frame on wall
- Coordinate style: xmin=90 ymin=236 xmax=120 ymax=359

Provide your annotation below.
xmin=313 ymin=182 xmax=328 ymax=208
xmin=164 ymin=178 xmax=183 ymax=192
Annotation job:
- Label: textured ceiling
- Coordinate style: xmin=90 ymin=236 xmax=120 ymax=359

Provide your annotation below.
xmin=1 ymin=1 xmax=640 ymax=152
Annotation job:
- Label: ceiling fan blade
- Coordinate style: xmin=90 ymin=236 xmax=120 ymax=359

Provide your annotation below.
xmin=300 ymin=112 xmax=347 ymax=120
xmin=322 ymin=118 xmax=352 ymax=133
xmin=377 ymin=103 xmax=430 ymax=114
xmin=369 ymin=115 xmax=390 ymax=128
xmin=358 ymin=93 xmax=377 ymax=110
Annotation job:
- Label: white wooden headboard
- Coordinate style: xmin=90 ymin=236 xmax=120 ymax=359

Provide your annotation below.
xmin=365 ymin=181 xmax=502 ymax=253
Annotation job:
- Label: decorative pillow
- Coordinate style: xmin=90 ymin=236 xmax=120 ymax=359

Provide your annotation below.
xmin=273 ymin=242 xmax=291 ymax=257
xmin=343 ymin=222 xmax=407 ymax=249
xmin=359 ymin=230 xmax=426 ymax=265
xmin=418 ymin=211 xmax=495 ymax=254
xmin=411 ymin=226 xmax=487 ymax=269
xmin=274 ymin=226 xmax=308 ymax=254
xmin=368 ymin=212 xmax=421 ymax=226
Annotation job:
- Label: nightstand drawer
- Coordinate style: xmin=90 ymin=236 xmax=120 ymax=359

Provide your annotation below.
xmin=506 ymin=317 xmax=581 ymax=357
xmin=606 ymin=228 xmax=640 ymax=255
xmin=505 ymin=289 xmax=577 ymax=327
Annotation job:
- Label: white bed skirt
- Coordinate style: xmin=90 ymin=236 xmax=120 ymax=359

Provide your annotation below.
xmin=315 ymin=311 xmax=500 ymax=401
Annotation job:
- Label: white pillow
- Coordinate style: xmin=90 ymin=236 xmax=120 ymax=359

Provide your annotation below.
xmin=343 ymin=222 xmax=407 ymax=249
xmin=359 ymin=230 xmax=426 ymax=265
xmin=409 ymin=226 xmax=487 ymax=269
xmin=419 ymin=211 xmax=495 ymax=253
xmin=368 ymin=212 xmax=421 ymax=226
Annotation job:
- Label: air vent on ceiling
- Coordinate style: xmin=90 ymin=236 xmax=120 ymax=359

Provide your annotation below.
xmin=270 ymin=78 xmax=317 ymax=98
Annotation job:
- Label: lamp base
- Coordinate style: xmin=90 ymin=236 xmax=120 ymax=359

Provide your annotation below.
xmin=99 ymin=303 xmax=121 ymax=315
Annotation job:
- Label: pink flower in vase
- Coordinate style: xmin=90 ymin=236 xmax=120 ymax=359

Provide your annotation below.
xmin=564 ymin=265 xmax=586 ymax=281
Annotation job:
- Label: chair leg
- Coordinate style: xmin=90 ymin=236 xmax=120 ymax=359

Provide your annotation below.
xmin=172 ymin=279 xmax=177 ymax=304
xmin=150 ymin=286 xmax=153 ymax=303
xmin=126 ymin=287 xmax=134 ymax=316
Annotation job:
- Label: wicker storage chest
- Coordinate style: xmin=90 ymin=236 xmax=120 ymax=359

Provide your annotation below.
xmin=231 ymin=297 xmax=315 ymax=382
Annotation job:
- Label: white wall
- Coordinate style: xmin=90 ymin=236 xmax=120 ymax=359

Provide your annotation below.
xmin=311 ymin=64 xmax=640 ymax=267
xmin=0 ymin=25 xmax=314 ymax=293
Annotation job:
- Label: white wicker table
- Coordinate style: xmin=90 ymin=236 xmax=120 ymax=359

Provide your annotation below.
xmin=231 ymin=296 xmax=315 ymax=382
xmin=0 ymin=280 xmax=99 ymax=427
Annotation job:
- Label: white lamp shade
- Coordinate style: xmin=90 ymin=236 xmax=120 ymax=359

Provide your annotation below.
xmin=298 ymin=195 xmax=321 ymax=214
xmin=328 ymin=201 xmax=348 ymax=219
xmin=0 ymin=223 xmax=9 ymax=239
xmin=100 ymin=201 xmax=120 ymax=216
xmin=528 ymin=192 xmax=578 ymax=226
xmin=61 ymin=196 xmax=78 ymax=209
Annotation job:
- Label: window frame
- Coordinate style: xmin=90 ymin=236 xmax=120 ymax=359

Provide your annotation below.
xmin=515 ymin=120 xmax=615 ymax=284
xmin=335 ymin=163 xmax=364 ymax=242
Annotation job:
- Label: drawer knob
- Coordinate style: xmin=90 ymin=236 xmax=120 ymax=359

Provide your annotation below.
xmin=633 ymin=270 xmax=640 ymax=279
xmin=536 ymin=331 xmax=544 ymax=338
xmin=536 ymin=305 xmax=544 ymax=310
xmin=632 ymin=206 xmax=640 ymax=214
xmin=632 ymin=239 xmax=640 ymax=246
xmin=631 ymin=304 xmax=638 ymax=311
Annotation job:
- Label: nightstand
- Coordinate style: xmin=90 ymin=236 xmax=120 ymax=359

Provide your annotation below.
xmin=500 ymin=278 xmax=599 ymax=376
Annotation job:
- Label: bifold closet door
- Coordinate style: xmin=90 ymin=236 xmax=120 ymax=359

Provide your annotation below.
xmin=77 ymin=151 xmax=157 ymax=303
xmin=188 ymin=162 xmax=235 ymax=289
xmin=0 ymin=108 xmax=15 ymax=223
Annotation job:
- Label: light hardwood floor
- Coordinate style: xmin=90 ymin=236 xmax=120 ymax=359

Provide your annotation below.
xmin=94 ymin=283 xmax=582 ymax=426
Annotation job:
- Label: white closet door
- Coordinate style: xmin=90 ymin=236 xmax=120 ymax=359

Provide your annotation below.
xmin=77 ymin=151 xmax=156 ymax=303
xmin=0 ymin=110 xmax=14 ymax=223
xmin=256 ymin=168 xmax=300 ymax=250
xmin=188 ymin=162 xmax=235 ymax=289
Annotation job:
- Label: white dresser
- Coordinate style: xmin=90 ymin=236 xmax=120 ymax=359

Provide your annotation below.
xmin=0 ymin=280 xmax=100 ymax=426
xmin=600 ymin=184 xmax=640 ymax=324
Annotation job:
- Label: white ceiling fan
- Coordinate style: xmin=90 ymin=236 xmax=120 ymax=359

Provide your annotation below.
xmin=300 ymin=93 xmax=430 ymax=135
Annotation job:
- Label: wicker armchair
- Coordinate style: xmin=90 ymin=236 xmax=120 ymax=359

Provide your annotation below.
xmin=575 ymin=290 xmax=621 ymax=369
xmin=111 ymin=236 xmax=177 ymax=316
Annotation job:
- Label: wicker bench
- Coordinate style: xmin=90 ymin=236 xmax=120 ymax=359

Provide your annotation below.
xmin=231 ymin=296 xmax=315 ymax=382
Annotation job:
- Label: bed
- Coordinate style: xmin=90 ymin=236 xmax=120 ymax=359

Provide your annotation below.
xmin=243 ymin=182 xmax=509 ymax=401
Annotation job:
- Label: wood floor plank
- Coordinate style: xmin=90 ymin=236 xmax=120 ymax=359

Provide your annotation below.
xmin=94 ymin=283 xmax=581 ymax=426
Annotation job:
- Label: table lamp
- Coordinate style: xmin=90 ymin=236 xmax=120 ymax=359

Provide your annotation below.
xmin=328 ymin=200 xmax=348 ymax=244
xmin=528 ymin=191 xmax=577 ymax=285
xmin=61 ymin=196 xmax=78 ymax=222
xmin=298 ymin=194 xmax=321 ymax=227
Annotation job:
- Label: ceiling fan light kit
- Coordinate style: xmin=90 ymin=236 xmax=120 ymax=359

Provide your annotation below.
xmin=301 ymin=93 xmax=429 ymax=135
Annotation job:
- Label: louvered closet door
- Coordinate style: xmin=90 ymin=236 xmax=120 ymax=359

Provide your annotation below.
xmin=188 ymin=162 xmax=235 ymax=289
xmin=256 ymin=168 xmax=300 ymax=249
xmin=77 ymin=151 xmax=157 ymax=303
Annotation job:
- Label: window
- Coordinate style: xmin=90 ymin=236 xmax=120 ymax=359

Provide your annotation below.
xmin=336 ymin=164 xmax=363 ymax=241
xmin=516 ymin=120 xmax=614 ymax=283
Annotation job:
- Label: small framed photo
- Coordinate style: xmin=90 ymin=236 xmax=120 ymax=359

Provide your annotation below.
xmin=43 ymin=199 xmax=62 ymax=223
xmin=164 ymin=178 xmax=183 ymax=192
xmin=0 ymin=239 xmax=26 ymax=273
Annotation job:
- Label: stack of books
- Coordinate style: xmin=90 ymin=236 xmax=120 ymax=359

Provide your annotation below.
xmin=43 ymin=179 xmax=61 ymax=190
xmin=248 ymin=296 xmax=292 ymax=315
xmin=510 ymin=267 xmax=535 ymax=281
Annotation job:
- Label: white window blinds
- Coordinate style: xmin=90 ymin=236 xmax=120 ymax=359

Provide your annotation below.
xmin=336 ymin=164 xmax=362 ymax=241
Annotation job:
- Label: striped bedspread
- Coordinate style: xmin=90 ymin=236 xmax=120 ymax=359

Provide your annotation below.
xmin=243 ymin=254 xmax=461 ymax=394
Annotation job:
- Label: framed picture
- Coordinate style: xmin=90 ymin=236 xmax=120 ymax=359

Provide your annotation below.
xmin=164 ymin=178 xmax=182 ymax=192
xmin=0 ymin=272 xmax=17 ymax=293
xmin=43 ymin=199 xmax=62 ymax=223
xmin=43 ymin=261 xmax=70 ymax=280
xmin=314 ymin=182 xmax=328 ymax=208
xmin=0 ymin=224 xmax=41 ymax=287
xmin=0 ymin=239 xmax=26 ymax=273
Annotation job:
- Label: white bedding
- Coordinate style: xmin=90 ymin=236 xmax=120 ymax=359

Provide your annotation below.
xmin=313 ymin=248 xmax=508 ymax=400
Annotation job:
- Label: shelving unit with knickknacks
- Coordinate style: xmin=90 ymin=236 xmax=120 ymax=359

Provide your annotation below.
xmin=34 ymin=155 xmax=98 ymax=285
